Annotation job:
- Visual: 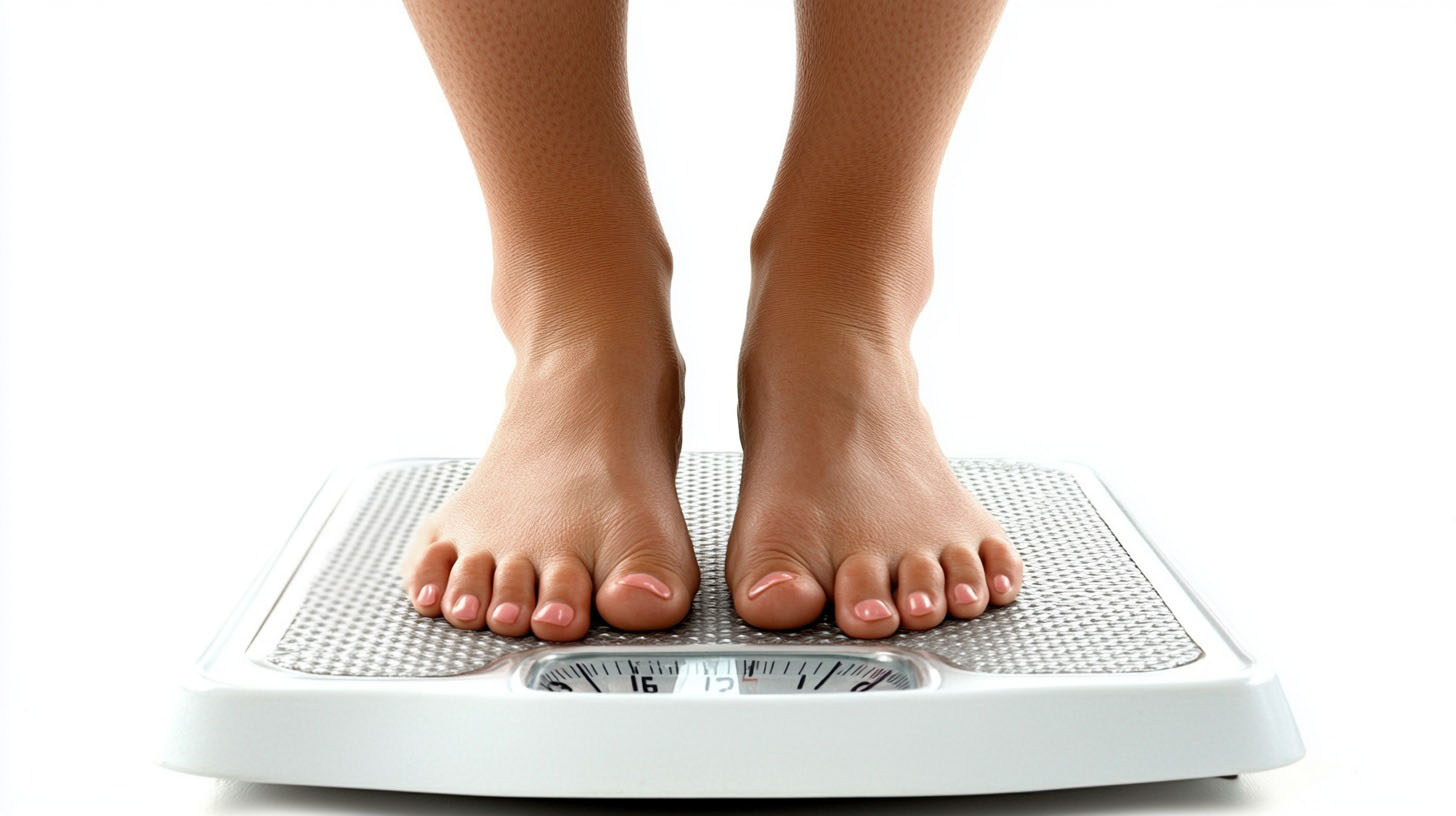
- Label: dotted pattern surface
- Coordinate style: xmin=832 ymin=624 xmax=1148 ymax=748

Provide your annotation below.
xmin=267 ymin=454 xmax=1202 ymax=676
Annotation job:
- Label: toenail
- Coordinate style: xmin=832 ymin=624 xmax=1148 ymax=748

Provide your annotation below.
xmin=747 ymin=571 xmax=797 ymax=600
xmin=492 ymin=602 xmax=521 ymax=625
xmin=853 ymin=599 xmax=894 ymax=622
xmin=952 ymin=583 xmax=979 ymax=605
xmin=618 ymin=573 xmax=672 ymax=600
xmin=451 ymin=594 xmax=480 ymax=621
xmin=416 ymin=584 xmax=438 ymax=606
xmin=532 ymin=602 xmax=575 ymax=627
xmin=907 ymin=591 xmax=934 ymax=616
xmin=992 ymin=575 xmax=1012 ymax=594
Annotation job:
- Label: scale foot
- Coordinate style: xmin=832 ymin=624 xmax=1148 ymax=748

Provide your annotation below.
xmin=1219 ymin=774 xmax=1239 ymax=780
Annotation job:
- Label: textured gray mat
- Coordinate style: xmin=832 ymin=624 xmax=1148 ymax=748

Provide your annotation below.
xmin=266 ymin=454 xmax=1202 ymax=677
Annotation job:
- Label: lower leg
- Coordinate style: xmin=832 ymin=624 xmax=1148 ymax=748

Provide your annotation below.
xmin=397 ymin=0 xmax=697 ymax=639
xmin=728 ymin=0 xmax=1023 ymax=637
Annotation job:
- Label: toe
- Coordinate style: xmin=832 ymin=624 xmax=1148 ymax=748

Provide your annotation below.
xmin=531 ymin=557 xmax=593 ymax=641
xmin=941 ymin=542 xmax=991 ymax=618
xmin=403 ymin=541 xmax=455 ymax=617
xmin=833 ymin=552 xmax=898 ymax=638
xmin=894 ymin=553 xmax=946 ymax=630
xmin=596 ymin=548 xmax=697 ymax=632
xmin=731 ymin=548 xmax=827 ymax=631
xmin=442 ymin=550 xmax=494 ymax=630
xmin=980 ymin=535 xmax=1023 ymax=606
xmin=486 ymin=557 xmax=535 ymax=637
xmin=937 ymin=542 xmax=995 ymax=617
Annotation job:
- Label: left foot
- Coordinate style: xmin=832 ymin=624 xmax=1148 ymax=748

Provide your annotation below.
xmin=725 ymin=219 xmax=1023 ymax=638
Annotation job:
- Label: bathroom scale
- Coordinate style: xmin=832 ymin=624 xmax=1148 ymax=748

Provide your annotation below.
xmin=160 ymin=453 xmax=1303 ymax=797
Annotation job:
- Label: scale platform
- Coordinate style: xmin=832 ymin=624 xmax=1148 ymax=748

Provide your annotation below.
xmin=161 ymin=453 xmax=1303 ymax=798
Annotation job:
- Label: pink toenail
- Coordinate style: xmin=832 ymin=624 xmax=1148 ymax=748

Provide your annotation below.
xmin=532 ymin=602 xmax=575 ymax=627
xmin=618 ymin=573 xmax=672 ymax=600
xmin=492 ymin=602 xmax=521 ymax=625
xmin=451 ymin=594 xmax=480 ymax=621
xmin=992 ymin=575 xmax=1013 ymax=594
xmin=853 ymin=599 xmax=894 ymax=622
xmin=416 ymin=584 xmax=438 ymax=606
xmin=907 ymin=591 xmax=934 ymax=616
xmin=747 ymin=571 xmax=797 ymax=600
xmin=952 ymin=583 xmax=979 ymax=605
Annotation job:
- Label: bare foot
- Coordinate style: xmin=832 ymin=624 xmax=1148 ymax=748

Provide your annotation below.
xmin=726 ymin=223 xmax=1023 ymax=638
xmin=398 ymin=332 xmax=699 ymax=641
xmin=398 ymin=0 xmax=701 ymax=641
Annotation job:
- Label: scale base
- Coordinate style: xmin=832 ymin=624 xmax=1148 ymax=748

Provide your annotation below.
xmin=160 ymin=455 xmax=1303 ymax=797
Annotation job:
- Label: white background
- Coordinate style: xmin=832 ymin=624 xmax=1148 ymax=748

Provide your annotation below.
xmin=2 ymin=0 xmax=1453 ymax=813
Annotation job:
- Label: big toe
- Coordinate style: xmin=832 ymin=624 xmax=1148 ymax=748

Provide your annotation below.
xmin=596 ymin=549 xmax=698 ymax=632
xmin=731 ymin=551 xmax=827 ymax=631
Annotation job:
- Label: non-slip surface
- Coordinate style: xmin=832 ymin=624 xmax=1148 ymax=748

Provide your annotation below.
xmin=266 ymin=454 xmax=1203 ymax=677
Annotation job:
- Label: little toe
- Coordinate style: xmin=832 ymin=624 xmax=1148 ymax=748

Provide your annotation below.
xmin=980 ymin=535 xmax=1024 ymax=606
xmin=941 ymin=543 xmax=990 ymax=619
xmin=442 ymin=551 xmax=494 ymax=630
xmin=596 ymin=552 xmax=696 ymax=632
xmin=732 ymin=551 xmax=827 ymax=631
xmin=894 ymin=554 xmax=946 ymax=630
xmin=404 ymin=542 xmax=455 ymax=617
xmin=486 ymin=557 xmax=536 ymax=637
xmin=833 ymin=553 xmax=899 ymax=639
xmin=531 ymin=558 xmax=593 ymax=641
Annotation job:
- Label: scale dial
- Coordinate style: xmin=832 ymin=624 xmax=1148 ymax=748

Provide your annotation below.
xmin=524 ymin=651 xmax=921 ymax=694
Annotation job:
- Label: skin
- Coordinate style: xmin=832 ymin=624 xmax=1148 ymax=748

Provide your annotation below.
xmin=398 ymin=0 xmax=1021 ymax=641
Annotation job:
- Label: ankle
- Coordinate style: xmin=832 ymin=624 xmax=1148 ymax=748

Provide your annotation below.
xmin=750 ymin=174 xmax=934 ymax=267
xmin=517 ymin=320 xmax=683 ymax=398
xmin=736 ymin=334 xmax=923 ymax=457
xmin=502 ymin=337 xmax=685 ymax=463
xmin=493 ymin=232 xmax=675 ymax=360
xmin=737 ymin=325 xmax=918 ymax=435
xmin=513 ymin=329 xmax=684 ymax=400
xmin=747 ymin=207 xmax=933 ymax=346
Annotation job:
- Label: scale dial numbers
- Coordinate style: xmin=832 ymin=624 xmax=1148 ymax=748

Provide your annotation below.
xmin=525 ymin=652 xmax=920 ymax=694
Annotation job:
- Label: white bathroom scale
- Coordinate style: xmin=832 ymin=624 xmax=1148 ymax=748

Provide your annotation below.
xmin=160 ymin=453 xmax=1303 ymax=798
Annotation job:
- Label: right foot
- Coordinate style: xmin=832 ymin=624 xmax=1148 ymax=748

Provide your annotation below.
xmin=400 ymin=0 xmax=700 ymax=641
xmin=398 ymin=302 xmax=699 ymax=640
